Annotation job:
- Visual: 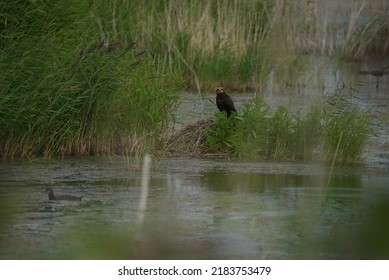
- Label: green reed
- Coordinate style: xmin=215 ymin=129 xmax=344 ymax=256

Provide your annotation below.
xmin=205 ymin=90 xmax=375 ymax=165
xmin=1 ymin=0 xmax=384 ymax=159
xmin=0 ymin=0 xmax=182 ymax=158
xmin=322 ymin=92 xmax=376 ymax=165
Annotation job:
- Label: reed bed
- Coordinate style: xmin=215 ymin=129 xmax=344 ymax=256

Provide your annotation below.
xmin=273 ymin=0 xmax=389 ymax=59
xmin=118 ymin=0 xmax=274 ymax=91
xmin=123 ymin=0 xmax=388 ymax=93
xmin=0 ymin=0 xmax=385 ymax=159
xmin=0 ymin=0 xmax=182 ymax=159
xmin=123 ymin=0 xmax=388 ymax=90
xmin=168 ymin=90 xmax=375 ymax=165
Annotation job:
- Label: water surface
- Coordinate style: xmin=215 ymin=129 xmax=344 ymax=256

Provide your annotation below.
xmin=1 ymin=10 xmax=389 ymax=259
xmin=1 ymin=155 xmax=388 ymax=259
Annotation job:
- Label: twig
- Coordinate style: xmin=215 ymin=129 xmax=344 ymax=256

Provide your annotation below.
xmin=209 ymin=98 xmax=216 ymax=107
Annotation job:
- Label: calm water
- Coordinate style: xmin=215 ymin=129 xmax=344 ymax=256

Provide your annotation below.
xmin=0 ymin=156 xmax=388 ymax=259
xmin=1 ymin=5 xmax=389 ymax=258
xmin=1 ymin=58 xmax=388 ymax=259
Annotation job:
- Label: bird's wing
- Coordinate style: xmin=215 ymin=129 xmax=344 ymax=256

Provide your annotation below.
xmin=225 ymin=95 xmax=236 ymax=111
xmin=216 ymin=96 xmax=224 ymax=111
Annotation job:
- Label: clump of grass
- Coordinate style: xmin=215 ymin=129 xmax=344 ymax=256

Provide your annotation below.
xmin=201 ymin=90 xmax=375 ymax=165
xmin=292 ymin=106 xmax=324 ymax=160
xmin=322 ymin=92 xmax=375 ymax=165
xmin=204 ymin=112 xmax=238 ymax=153
xmin=0 ymin=0 xmax=183 ymax=159
xmin=226 ymin=97 xmax=271 ymax=158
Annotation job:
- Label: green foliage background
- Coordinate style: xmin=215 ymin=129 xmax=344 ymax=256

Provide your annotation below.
xmin=0 ymin=0 xmax=183 ymax=158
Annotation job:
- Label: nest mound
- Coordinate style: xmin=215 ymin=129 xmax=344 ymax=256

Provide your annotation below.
xmin=166 ymin=117 xmax=215 ymax=156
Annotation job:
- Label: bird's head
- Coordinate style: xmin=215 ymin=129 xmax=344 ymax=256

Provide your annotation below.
xmin=216 ymin=87 xmax=225 ymax=95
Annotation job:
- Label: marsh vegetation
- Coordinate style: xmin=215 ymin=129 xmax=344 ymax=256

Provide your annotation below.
xmin=168 ymin=89 xmax=375 ymax=166
xmin=0 ymin=0 xmax=388 ymax=261
xmin=0 ymin=0 xmax=183 ymax=159
xmin=0 ymin=0 xmax=387 ymax=164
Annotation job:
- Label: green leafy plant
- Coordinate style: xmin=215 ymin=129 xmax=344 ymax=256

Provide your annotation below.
xmin=0 ymin=0 xmax=183 ymax=159
xmin=203 ymin=93 xmax=375 ymax=165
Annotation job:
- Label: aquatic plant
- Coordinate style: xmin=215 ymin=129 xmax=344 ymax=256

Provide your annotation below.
xmin=322 ymin=91 xmax=376 ymax=165
xmin=227 ymin=97 xmax=271 ymax=159
xmin=341 ymin=11 xmax=389 ymax=60
xmin=202 ymin=90 xmax=374 ymax=165
xmin=204 ymin=112 xmax=237 ymax=154
xmin=117 ymin=0 xmax=387 ymax=89
xmin=118 ymin=0 xmax=275 ymax=91
xmin=272 ymin=1 xmax=389 ymax=59
xmin=0 ymin=0 xmax=182 ymax=159
xmin=1 ymin=0 xmax=384 ymax=160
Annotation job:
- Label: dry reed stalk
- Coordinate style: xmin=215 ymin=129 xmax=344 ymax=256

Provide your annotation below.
xmin=343 ymin=1 xmax=367 ymax=54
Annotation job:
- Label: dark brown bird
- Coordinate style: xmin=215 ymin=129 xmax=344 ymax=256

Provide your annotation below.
xmin=45 ymin=187 xmax=82 ymax=201
xmin=216 ymin=87 xmax=236 ymax=117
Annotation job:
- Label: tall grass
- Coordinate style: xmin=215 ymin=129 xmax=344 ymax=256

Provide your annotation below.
xmin=205 ymin=90 xmax=375 ymax=165
xmin=273 ymin=0 xmax=389 ymax=59
xmin=118 ymin=0 xmax=275 ymax=91
xmin=323 ymin=91 xmax=375 ymax=165
xmin=0 ymin=0 xmax=182 ymax=159
xmin=118 ymin=0 xmax=388 ymax=90
xmin=1 ymin=0 xmax=385 ymax=159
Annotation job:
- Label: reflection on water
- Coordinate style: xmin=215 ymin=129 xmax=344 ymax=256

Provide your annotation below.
xmin=1 ymin=53 xmax=388 ymax=260
xmin=0 ymin=0 xmax=388 ymax=260
xmin=0 ymin=156 xmax=388 ymax=259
